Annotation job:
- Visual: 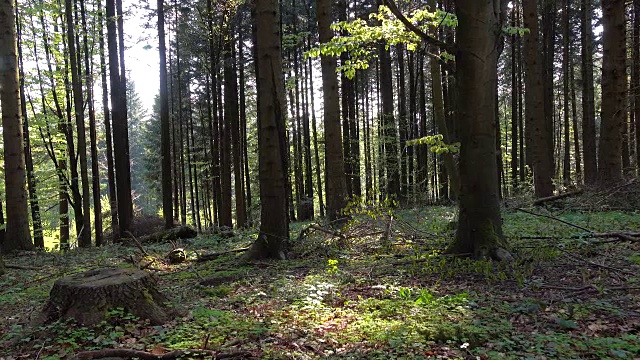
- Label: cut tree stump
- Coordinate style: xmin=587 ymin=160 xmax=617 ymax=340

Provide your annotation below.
xmin=39 ymin=268 xmax=173 ymax=326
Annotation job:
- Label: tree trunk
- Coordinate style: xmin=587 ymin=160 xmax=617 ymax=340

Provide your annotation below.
xmin=220 ymin=37 xmax=233 ymax=228
xmin=598 ymin=0 xmax=627 ymax=184
xmin=80 ymin=0 xmax=102 ymax=246
xmin=448 ymin=0 xmax=509 ymax=260
xmin=562 ymin=0 xmax=571 ymax=185
xmin=632 ymin=0 xmax=639 ymax=173
xmin=0 ymin=0 xmax=33 ymax=251
xmin=98 ymin=0 xmax=118 ymax=241
xmin=317 ymin=0 xmax=347 ymax=221
xmin=307 ymin=39 xmax=325 ymax=217
xmin=242 ymin=0 xmax=289 ymax=260
xmin=16 ymin=10 xmax=44 ymax=248
xmin=65 ymin=0 xmax=92 ymax=247
xmin=581 ymin=0 xmax=597 ymax=185
xmin=158 ymin=0 xmax=173 ymax=229
xmin=510 ymin=5 xmax=519 ymax=190
xmin=522 ymin=0 xmax=554 ymax=197
xmin=107 ymin=0 xmax=132 ymax=237
xmin=379 ymin=36 xmax=400 ymax=200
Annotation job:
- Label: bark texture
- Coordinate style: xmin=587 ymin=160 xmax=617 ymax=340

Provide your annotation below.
xmin=598 ymin=0 xmax=627 ymax=184
xmin=522 ymin=0 xmax=554 ymax=197
xmin=448 ymin=0 xmax=510 ymax=260
xmin=0 ymin=0 xmax=33 ymax=252
xmin=39 ymin=268 xmax=172 ymax=326
xmin=317 ymin=0 xmax=348 ymax=221
xmin=243 ymin=0 xmax=289 ymax=260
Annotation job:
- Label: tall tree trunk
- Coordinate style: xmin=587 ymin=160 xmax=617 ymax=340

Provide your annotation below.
xmin=81 ymin=0 xmax=102 ymax=246
xmin=16 ymin=9 xmax=43 ymax=248
xmin=243 ymin=0 xmax=289 ymax=260
xmin=598 ymin=0 xmax=627 ymax=184
xmin=542 ymin=0 xmax=556 ymax=181
xmin=308 ymin=41 xmax=325 ymax=217
xmin=238 ymin=23 xmax=252 ymax=220
xmin=220 ymin=35 xmax=235 ymax=228
xmin=115 ymin=0 xmax=132 ymax=222
xmin=398 ymin=45 xmax=408 ymax=202
xmin=428 ymin=0 xmax=459 ymax=200
xmin=523 ymin=0 xmax=554 ymax=197
xmin=562 ymin=0 xmax=571 ymax=185
xmin=98 ymin=0 xmax=118 ymax=239
xmin=1 ymin=0 xmax=33 ymax=251
xmin=570 ymin=57 xmax=582 ymax=182
xmin=65 ymin=0 xmax=91 ymax=247
xmin=107 ymin=0 xmax=131 ymax=237
xmin=581 ymin=0 xmax=597 ymax=185
xmin=634 ymin=0 xmax=640 ymax=172
xmin=510 ymin=6 xmax=519 ymax=190
xmin=317 ymin=0 xmax=347 ymax=221
xmin=379 ymin=39 xmax=400 ymax=200
xmin=40 ymin=11 xmax=70 ymax=246
xmin=226 ymin=33 xmax=247 ymax=227
xmin=158 ymin=0 xmax=172 ymax=229
xmin=449 ymin=0 xmax=509 ymax=260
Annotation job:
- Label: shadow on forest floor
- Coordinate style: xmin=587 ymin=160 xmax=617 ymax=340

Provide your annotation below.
xmin=1 ymin=204 xmax=639 ymax=359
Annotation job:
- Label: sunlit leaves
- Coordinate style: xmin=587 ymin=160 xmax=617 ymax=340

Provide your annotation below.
xmin=406 ymin=134 xmax=460 ymax=155
xmin=305 ymin=5 xmax=457 ymax=79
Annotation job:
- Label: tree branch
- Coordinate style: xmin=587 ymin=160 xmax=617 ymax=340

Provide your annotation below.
xmin=381 ymin=0 xmax=454 ymax=53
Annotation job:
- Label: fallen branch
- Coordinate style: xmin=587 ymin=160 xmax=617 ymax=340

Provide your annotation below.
xmin=4 ymin=264 xmax=41 ymax=270
xmin=75 ymin=348 xmax=253 ymax=360
xmin=515 ymin=208 xmax=593 ymax=232
xmin=533 ymin=189 xmax=583 ymax=206
xmin=521 ymin=231 xmax=640 ymax=243
xmin=126 ymin=231 xmax=150 ymax=257
xmin=554 ymin=246 xmax=636 ymax=276
xmin=196 ymin=248 xmax=249 ymax=262
xmin=308 ymin=224 xmax=346 ymax=239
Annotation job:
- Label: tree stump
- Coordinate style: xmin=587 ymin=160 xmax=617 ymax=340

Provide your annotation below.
xmin=39 ymin=268 xmax=173 ymax=326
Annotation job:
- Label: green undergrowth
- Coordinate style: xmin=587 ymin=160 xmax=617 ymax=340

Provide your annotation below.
xmin=1 ymin=206 xmax=639 ymax=359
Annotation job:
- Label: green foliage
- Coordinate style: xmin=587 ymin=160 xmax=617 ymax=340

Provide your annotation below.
xmin=326 ymin=259 xmax=339 ymax=275
xmin=306 ymin=5 xmax=457 ymax=78
xmin=406 ymin=134 xmax=461 ymax=154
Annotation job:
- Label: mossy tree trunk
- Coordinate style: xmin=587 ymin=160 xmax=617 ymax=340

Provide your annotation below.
xmin=447 ymin=0 xmax=511 ymax=260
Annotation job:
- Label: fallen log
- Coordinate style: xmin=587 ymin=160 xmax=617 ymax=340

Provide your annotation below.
xmin=136 ymin=225 xmax=198 ymax=243
xmin=74 ymin=348 xmax=254 ymax=360
xmin=533 ymin=189 xmax=583 ymax=206
xmin=196 ymin=248 xmax=249 ymax=263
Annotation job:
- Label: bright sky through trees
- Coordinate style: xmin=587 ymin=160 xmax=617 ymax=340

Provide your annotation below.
xmin=124 ymin=0 xmax=159 ymax=111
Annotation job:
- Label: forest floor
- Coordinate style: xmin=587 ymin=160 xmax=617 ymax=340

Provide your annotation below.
xmin=1 ymin=203 xmax=640 ymax=359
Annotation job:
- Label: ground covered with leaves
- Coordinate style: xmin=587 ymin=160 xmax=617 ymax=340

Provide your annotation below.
xmin=1 ymin=204 xmax=639 ymax=359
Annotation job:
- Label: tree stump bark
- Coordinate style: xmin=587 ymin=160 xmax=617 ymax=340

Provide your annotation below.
xmin=39 ymin=268 xmax=173 ymax=326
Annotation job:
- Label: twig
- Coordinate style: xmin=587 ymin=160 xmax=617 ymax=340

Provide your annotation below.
xmin=515 ymin=208 xmax=593 ymax=232
xmin=308 ymin=224 xmax=346 ymax=239
xmin=126 ymin=230 xmax=150 ymax=257
xmin=554 ymin=246 xmax=636 ymax=276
